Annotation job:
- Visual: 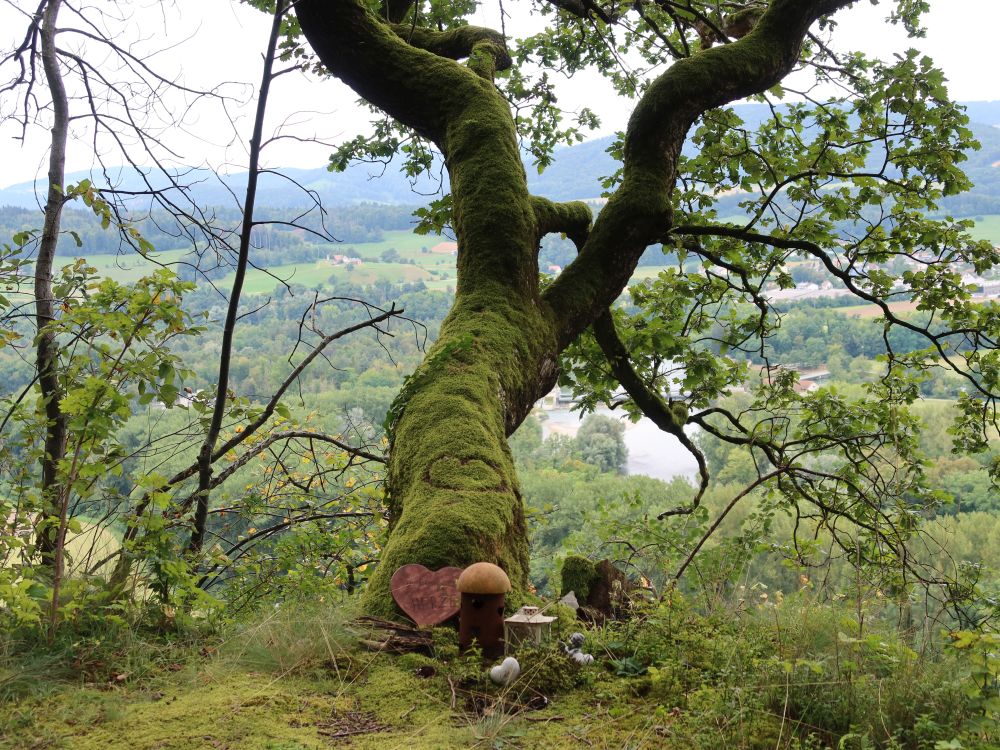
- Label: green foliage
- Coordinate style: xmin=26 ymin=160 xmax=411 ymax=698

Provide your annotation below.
xmin=947 ymin=629 xmax=1000 ymax=730
xmin=1 ymin=217 xmax=404 ymax=632
xmin=1 ymin=260 xmax=205 ymax=625
xmin=575 ymin=413 xmax=627 ymax=473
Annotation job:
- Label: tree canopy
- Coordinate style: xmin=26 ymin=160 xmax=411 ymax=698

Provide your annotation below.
xmin=281 ymin=0 xmax=1000 ymax=613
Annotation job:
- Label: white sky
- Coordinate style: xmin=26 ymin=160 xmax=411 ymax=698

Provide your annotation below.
xmin=1 ymin=0 xmax=998 ymax=189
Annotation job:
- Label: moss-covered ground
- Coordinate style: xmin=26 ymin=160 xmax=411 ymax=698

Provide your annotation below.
xmin=2 ymin=607 xmax=667 ymax=749
xmin=3 ymin=593 xmax=994 ymax=750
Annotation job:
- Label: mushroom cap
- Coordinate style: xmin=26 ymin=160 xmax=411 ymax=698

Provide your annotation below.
xmin=457 ymin=562 xmax=511 ymax=594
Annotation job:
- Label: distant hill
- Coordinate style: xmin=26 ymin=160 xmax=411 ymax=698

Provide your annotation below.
xmin=2 ymin=101 xmax=1000 ymax=212
xmin=0 ymin=163 xmax=441 ymax=211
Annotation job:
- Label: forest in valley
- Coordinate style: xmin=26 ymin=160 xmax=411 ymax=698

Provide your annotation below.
xmin=5 ymin=0 xmax=1000 ymax=748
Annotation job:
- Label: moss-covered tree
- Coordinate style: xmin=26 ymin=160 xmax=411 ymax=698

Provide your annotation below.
xmin=293 ymin=0 xmax=1000 ymax=615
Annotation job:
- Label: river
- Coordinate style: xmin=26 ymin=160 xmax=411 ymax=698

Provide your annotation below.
xmin=539 ymin=407 xmax=700 ymax=482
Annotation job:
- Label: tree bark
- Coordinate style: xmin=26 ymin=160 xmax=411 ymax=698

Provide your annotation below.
xmin=34 ymin=0 xmax=69 ymax=566
xmin=296 ymin=0 xmax=852 ymax=615
xmin=188 ymin=0 xmax=288 ymax=557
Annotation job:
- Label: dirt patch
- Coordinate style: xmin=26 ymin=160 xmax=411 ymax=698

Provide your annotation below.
xmin=315 ymin=709 xmax=388 ymax=743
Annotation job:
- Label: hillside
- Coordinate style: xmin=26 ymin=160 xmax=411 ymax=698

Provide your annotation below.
xmin=4 ymin=101 xmax=998 ymax=212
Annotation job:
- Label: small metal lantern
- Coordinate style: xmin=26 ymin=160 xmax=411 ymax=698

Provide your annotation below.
xmin=504 ymin=605 xmax=557 ymax=651
xmin=457 ymin=562 xmax=511 ymax=659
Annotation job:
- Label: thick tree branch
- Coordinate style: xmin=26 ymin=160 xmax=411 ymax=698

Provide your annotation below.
xmin=530 ymin=196 xmax=592 ymax=246
xmin=299 ymin=0 xmax=539 ymax=299
xmin=542 ymin=0 xmax=854 ymax=346
xmin=390 ymin=24 xmax=512 ymax=70
xmin=298 ymin=0 xmax=484 ymax=144
xmin=380 ymin=0 xmax=414 ymax=23
xmin=543 ymin=0 xmax=616 ymax=24
xmin=591 ymin=312 xmax=710 ymax=514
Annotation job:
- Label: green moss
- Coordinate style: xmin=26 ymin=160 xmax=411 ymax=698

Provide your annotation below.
xmin=670 ymin=401 xmax=689 ymax=427
xmin=507 ymin=643 xmax=587 ymax=694
xmin=10 ymin=595 xmax=983 ymax=749
xmin=530 ymin=196 xmax=592 ymax=245
xmin=301 ymin=0 xmax=569 ymax=620
xmin=427 ymin=456 xmax=505 ymax=491
xmin=560 ymin=556 xmax=599 ymax=600
xmin=8 ymin=674 xmax=346 ymax=750
xmin=467 ymin=41 xmax=500 ymax=80
xmin=363 ymin=291 xmax=562 ymax=617
xmin=550 ymin=602 xmax=578 ymax=637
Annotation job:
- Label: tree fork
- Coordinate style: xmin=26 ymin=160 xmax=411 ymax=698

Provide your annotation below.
xmin=296 ymin=0 xmax=854 ymax=615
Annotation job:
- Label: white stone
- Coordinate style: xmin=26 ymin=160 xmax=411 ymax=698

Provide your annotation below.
xmin=489 ymin=656 xmax=520 ymax=685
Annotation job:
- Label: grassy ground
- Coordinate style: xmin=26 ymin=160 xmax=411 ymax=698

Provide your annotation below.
xmin=80 ymin=249 xmax=192 ymax=284
xmin=1 ymin=606 xmax=665 ymax=750
xmin=1 ymin=595 xmax=990 ymax=750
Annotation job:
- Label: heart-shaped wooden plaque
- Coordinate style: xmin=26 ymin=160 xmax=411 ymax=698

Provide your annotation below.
xmin=390 ymin=564 xmax=463 ymax=627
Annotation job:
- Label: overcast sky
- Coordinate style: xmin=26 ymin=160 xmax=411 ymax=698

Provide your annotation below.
xmin=1 ymin=0 xmax=999 ymax=189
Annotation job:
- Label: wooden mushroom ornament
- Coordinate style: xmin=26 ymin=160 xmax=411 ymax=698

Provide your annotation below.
xmin=457 ymin=562 xmax=511 ymax=658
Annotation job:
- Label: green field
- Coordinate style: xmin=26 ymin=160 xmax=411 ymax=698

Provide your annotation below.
xmin=83 ymin=211 xmax=1000 ymax=299
xmin=83 ymin=248 xmax=191 ymax=283
xmin=3 ymin=518 xmax=120 ymax=577
xmin=234 ymin=258 xmax=438 ymax=295
xmin=75 ymin=229 xmax=671 ymax=298
xmin=629 ymin=266 xmax=668 ymax=283
xmin=74 ymin=230 xmax=459 ymax=295
xmin=970 ymin=214 xmax=1000 ymax=245
xmin=338 ymin=230 xmax=451 ymax=262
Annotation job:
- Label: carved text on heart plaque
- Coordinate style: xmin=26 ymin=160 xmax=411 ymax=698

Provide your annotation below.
xmin=390 ymin=564 xmax=463 ymax=627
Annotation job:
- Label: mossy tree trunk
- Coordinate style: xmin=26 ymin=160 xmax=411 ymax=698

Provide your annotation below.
xmin=296 ymin=0 xmax=851 ymax=616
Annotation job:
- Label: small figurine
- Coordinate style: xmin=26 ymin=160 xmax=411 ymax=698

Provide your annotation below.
xmin=457 ymin=562 xmax=511 ymax=658
xmin=562 ymin=631 xmax=594 ymax=665
xmin=504 ymin=605 xmax=556 ymax=650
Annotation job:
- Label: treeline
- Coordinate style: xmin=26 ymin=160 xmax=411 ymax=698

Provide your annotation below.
xmin=0 ymin=203 xmax=419 ymax=257
xmin=0 ymin=254 xmax=970 ymax=431
xmin=515 ymin=393 xmax=999 ymax=601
